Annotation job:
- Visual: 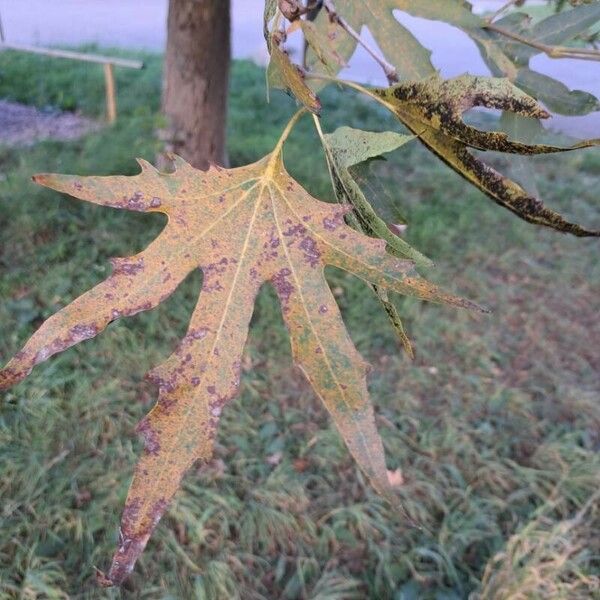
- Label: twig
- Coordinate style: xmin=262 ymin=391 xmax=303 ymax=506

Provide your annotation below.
xmin=485 ymin=0 xmax=521 ymax=24
xmin=485 ymin=22 xmax=600 ymax=61
xmin=306 ymin=72 xmax=394 ymax=110
xmin=321 ymin=0 xmax=398 ymax=84
xmin=0 ymin=9 xmax=5 ymax=43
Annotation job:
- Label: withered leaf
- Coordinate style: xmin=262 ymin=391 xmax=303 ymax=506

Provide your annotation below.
xmin=0 ymin=125 xmax=484 ymax=585
xmin=374 ymin=75 xmax=600 ymax=236
xmin=268 ymin=42 xmax=321 ymax=114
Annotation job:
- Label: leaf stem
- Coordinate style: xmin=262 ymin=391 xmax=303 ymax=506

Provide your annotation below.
xmin=269 ymin=108 xmax=308 ymax=171
xmin=305 ymin=72 xmax=395 ymax=111
xmin=485 ymin=22 xmax=600 ymax=61
xmin=485 ymin=0 xmax=520 ymax=24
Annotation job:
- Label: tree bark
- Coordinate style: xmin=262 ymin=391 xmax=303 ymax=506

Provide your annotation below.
xmin=163 ymin=0 xmax=230 ymax=169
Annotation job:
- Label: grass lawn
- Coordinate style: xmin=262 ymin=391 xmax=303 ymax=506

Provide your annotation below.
xmin=0 ymin=48 xmax=599 ymax=599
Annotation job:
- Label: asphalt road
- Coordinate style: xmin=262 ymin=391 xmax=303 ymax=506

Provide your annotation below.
xmin=1 ymin=0 xmax=598 ymax=137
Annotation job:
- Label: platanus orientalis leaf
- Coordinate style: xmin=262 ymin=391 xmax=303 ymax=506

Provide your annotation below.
xmin=301 ymin=20 xmax=347 ymax=76
xmin=374 ymin=74 xmax=600 ymax=236
xmin=0 ymin=121 xmax=485 ymax=585
xmin=302 ymin=1 xmax=600 ymax=117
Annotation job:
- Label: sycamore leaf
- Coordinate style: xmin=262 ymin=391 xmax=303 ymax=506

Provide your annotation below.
xmin=301 ymin=0 xmax=600 ymax=117
xmin=374 ymin=75 xmax=600 ymax=236
xmin=490 ymin=3 xmax=600 ymax=66
xmin=305 ymin=0 xmax=482 ymax=85
xmin=268 ymin=42 xmax=321 ymax=114
xmin=0 ymin=121 xmax=485 ymax=585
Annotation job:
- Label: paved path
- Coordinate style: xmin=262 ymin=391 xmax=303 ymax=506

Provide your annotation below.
xmin=0 ymin=100 xmax=99 ymax=145
xmin=1 ymin=0 xmax=599 ymax=136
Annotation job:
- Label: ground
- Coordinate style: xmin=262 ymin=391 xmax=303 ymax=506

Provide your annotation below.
xmin=0 ymin=50 xmax=599 ymax=599
xmin=0 ymin=100 xmax=98 ymax=146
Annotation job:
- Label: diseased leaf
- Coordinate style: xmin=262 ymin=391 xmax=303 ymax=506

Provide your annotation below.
xmin=472 ymin=6 xmax=600 ymax=115
xmin=374 ymin=74 xmax=600 ymax=236
xmin=268 ymin=43 xmax=322 ymax=114
xmin=301 ymin=0 xmax=600 ymax=116
xmin=0 ymin=121 xmax=485 ymax=585
xmin=376 ymin=286 xmax=414 ymax=359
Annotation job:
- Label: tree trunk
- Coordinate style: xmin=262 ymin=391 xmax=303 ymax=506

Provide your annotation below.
xmin=162 ymin=0 xmax=230 ymax=169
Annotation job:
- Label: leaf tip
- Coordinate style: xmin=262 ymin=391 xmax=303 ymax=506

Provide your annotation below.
xmin=475 ymin=302 xmax=492 ymax=315
xmin=94 ymin=567 xmax=115 ymax=588
xmin=31 ymin=173 xmax=49 ymax=186
xmin=135 ymin=158 xmax=157 ymax=173
xmin=166 ymin=153 xmax=192 ymax=172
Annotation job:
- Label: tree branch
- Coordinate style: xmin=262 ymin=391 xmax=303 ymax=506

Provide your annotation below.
xmin=322 ymin=0 xmax=399 ymax=84
xmin=485 ymin=22 xmax=600 ymax=61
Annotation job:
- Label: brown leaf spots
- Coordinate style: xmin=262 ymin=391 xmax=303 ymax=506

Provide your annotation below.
xmin=70 ymin=324 xmax=99 ymax=342
xmin=272 ymin=268 xmax=295 ymax=309
xmin=136 ymin=418 xmax=161 ymax=455
xmin=299 ymin=236 xmax=321 ymax=267
xmin=110 ymin=257 xmax=145 ymax=276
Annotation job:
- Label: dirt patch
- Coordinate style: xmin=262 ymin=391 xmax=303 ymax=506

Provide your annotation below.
xmin=0 ymin=100 xmax=100 ymax=146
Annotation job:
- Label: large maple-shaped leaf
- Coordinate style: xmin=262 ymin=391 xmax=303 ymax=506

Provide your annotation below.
xmin=373 ymin=75 xmax=600 ymax=236
xmin=0 ymin=124 xmax=484 ymax=585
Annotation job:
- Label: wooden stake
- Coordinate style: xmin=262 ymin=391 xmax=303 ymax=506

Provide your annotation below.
xmin=0 ymin=42 xmax=143 ymax=69
xmin=104 ymin=63 xmax=117 ymax=124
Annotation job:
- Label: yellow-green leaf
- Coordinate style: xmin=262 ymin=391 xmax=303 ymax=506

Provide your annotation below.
xmin=306 ymin=0 xmax=437 ymax=82
xmin=0 ymin=120 xmax=484 ymax=585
